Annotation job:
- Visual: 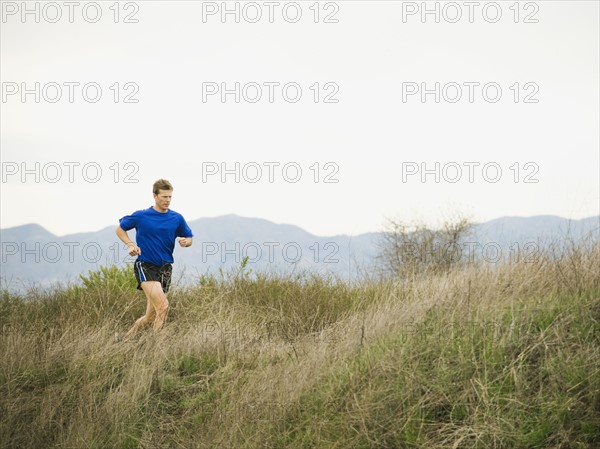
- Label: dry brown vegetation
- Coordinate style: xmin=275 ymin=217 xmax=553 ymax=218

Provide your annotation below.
xmin=1 ymin=238 xmax=599 ymax=448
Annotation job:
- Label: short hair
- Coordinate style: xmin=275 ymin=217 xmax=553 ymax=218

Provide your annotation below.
xmin=153 ymin=179 xmax=173 ymax=195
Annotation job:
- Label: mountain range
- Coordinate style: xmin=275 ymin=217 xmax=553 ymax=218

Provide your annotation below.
xmin=1 ymin=214 xmax=598 ymax=291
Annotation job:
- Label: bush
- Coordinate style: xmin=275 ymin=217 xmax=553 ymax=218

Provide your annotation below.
xmin=79 ymin=264 xmax=137 ymax=292
xmin=378 ymin=216 xmax=473 ymax=278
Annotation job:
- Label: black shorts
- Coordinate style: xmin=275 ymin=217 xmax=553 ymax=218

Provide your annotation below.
xmin=134 ymin=261 xmax=173 ymax=293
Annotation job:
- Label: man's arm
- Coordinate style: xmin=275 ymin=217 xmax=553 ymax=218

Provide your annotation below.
xmin=177 ymin=215 xmax=194 ymax=248
xmin=177 ymin=237 xmax=193 ymax=248
xmin=116 ymin=226 xmax=141 ymax=256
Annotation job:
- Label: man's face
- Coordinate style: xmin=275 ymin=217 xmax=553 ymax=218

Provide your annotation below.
xmin=154 ymin=189 xmax=172 ymax=211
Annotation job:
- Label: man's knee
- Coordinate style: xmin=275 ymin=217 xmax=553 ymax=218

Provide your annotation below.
xmin=138 ymin=314 xmax=153 ymax=326
xmin=157 ymin=298 xmax=169 ymax=315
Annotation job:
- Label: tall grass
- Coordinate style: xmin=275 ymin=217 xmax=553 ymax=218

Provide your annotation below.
xmin=1 ymin=240 xmax=599 ymax=449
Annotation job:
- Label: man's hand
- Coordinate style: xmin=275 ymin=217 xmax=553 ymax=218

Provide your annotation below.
xmin=116 ymin=227 xmax=141 ymax=257
xmin=177 ymin=237 xmax=192 ymax=248
xmin=127 ymin=242 xmax=141 ymax=256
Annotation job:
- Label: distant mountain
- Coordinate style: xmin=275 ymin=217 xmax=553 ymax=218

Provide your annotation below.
xmin=2 ymin=223 xmax=56 ymax=242
xmin=1 ymin=215 xmax=598 ymax=291
xmin=472 ymin=216 xmax=600 ymax=246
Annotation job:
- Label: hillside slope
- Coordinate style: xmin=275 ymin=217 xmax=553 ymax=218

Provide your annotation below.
xmin=1 ymin=240 xmax=599 ymax=449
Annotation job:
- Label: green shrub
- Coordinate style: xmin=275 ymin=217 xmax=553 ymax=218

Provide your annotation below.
xmin=79 ymin=264 xmax=136 ymax=292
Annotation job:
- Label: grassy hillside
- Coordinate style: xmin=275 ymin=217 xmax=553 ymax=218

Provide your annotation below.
xmin=1 ymin=242 xmax=599 ymax=449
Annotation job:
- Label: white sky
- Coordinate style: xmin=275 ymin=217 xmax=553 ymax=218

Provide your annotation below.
xmin=1 ymin=1 xmax=598 ymax=237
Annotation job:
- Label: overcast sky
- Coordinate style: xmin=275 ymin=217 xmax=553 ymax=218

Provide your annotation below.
xmin=1 ymin=1 xmax=598 ymax=237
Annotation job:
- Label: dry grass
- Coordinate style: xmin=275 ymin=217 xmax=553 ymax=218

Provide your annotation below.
xmin=1 ymin=240 xmax=599 ymax=449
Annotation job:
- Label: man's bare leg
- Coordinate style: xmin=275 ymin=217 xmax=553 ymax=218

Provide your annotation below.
xmin=122 ymin=281 xmax=168 ymax=340
xmin=123 ymin=296 xmax=156 ymax=340
xmin=141 ymin=281 xmax=169 ymax=331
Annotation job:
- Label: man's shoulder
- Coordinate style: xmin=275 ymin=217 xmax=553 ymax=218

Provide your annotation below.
xmin=132 ymin=207 xmax=155 ymax=216
xmin=167 ymin=209 xmax=185 ymax=219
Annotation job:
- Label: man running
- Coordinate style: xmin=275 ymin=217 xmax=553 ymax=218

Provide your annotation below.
xmin=116 ymin=179 xmax=193 ymax=340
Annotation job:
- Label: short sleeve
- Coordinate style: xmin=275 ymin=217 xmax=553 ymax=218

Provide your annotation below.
xmin=119 ymin=212 xmax=139 ymax=231
xmin=177 ymin=215 xmax=194 ymax=238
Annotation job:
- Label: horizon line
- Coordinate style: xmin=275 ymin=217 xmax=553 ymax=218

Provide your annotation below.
xmin=2 ymin=213 xmax=599 ymax=239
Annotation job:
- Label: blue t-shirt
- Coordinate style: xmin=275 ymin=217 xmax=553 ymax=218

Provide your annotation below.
xmin=119 ymin=207 xmax=193 ymax=265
